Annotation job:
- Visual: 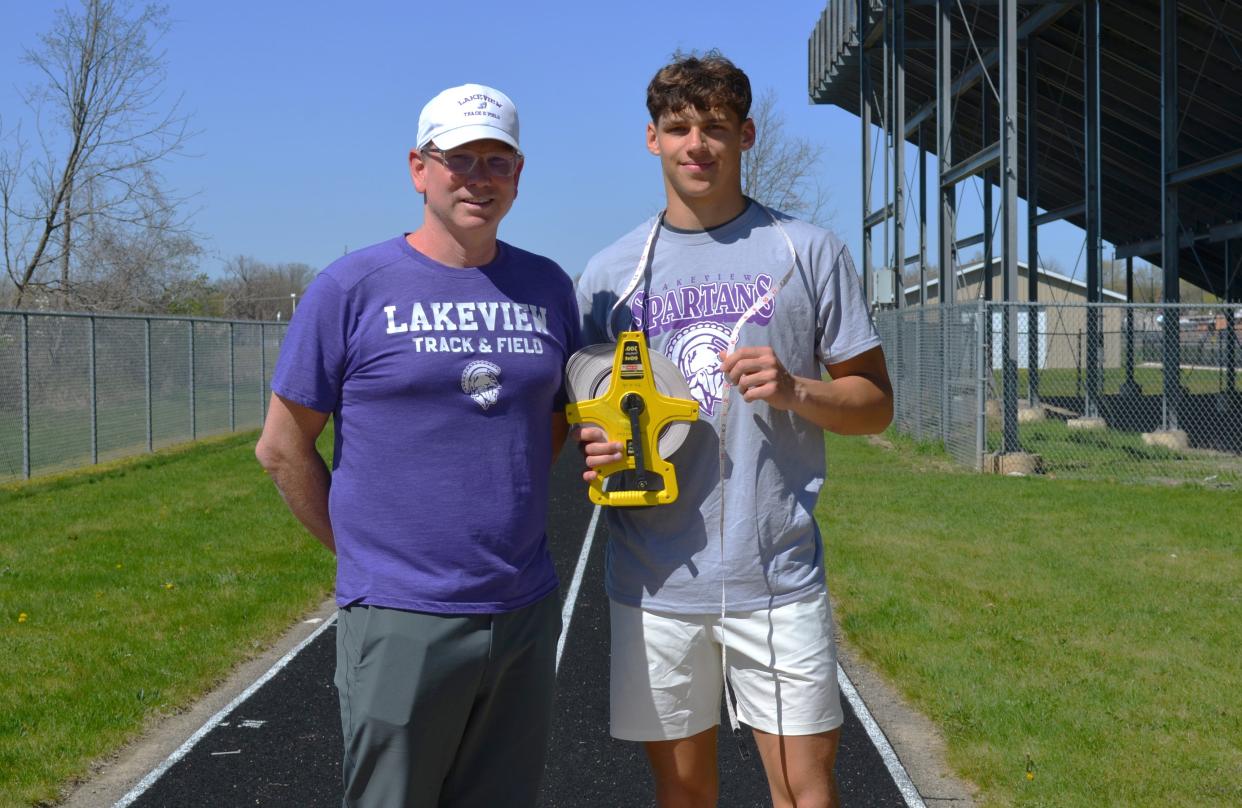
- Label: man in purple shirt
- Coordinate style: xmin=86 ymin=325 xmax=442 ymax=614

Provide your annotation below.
xmin=256 ymin=83 xmax=581 ymax=807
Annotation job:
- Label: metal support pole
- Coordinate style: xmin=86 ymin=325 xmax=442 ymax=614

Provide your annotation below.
xmin=917 ymin=125 xmax=927 ymax=440
xmin=1026 ymin=33 xmax=1041 ymax=408
xmin=1124 ymin=257 xmax=1138 ymax=393
xmin=860 ymin=0 xmax=872 ymax=306
xmin=1226 ymin=239 xmax=1237 ymax=394
xmin=981 ymin=85 xmax=993 ymax=412
xmin=1084 ymin=0 xmax=1102 ymax=420
xmin=983 ymin=83 xmax=993 ymax=429
xmin=976 ymin=300 xmax=987 ymax=470
xmin=936 ymin=0 xmax=954 ymax=298
xmin=937 ymin=0 xmax=954 ymax=443
xmin=21 ymin=313 xmax=30 ymax=479
xmin=893 ymin=0 xmax=906 ymax=309
xmin=999 ymin=0 xmax=1020 ymax=453
xmin=919 ymin=126 xmax=928 ymax=305
xmin=1161 ymin=0 xmax=1181 ymax=430
xmin=89 ymin=316 xmax=98 ymax=465
xmin=916 ymin=306 xmax=925 ymax=440
xmin=189 ymin=321 xmax=197 ymax=440
xmin=145 ymin=319 xmax=153 ymax=453
xmin=982 ymin=89 xmax=993 ymax=303
xmin=882 ymin=2 xmax=891 ymax=307
xmin=228 ymin=322 xmax=236 ymax=431
xmin=260 ymin=324 xmax=268 ymax=424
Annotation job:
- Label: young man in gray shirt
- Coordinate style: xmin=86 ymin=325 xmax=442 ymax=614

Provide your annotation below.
xmin=574 ymin=53 xmax=893 ymax=808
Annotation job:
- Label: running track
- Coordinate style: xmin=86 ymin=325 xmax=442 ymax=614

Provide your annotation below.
xmin=116 ymin=451 xmax=921 ymax=807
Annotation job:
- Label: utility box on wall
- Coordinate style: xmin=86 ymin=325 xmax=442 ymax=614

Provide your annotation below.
xmin=874 ymin=269 xmax=896 ymax=306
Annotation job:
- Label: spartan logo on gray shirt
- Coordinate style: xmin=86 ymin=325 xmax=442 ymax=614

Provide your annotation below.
xmin=667 ymin=322 xmax=731 ymax=416
xmin=461 ymin=360 xmax=502 ymax=409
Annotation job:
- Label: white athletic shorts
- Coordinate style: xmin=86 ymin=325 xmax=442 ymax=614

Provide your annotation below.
xmin=609 ymin=592 xmax=844 ymax=742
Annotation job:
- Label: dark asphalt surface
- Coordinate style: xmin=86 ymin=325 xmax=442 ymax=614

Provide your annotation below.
xmin=129 ymin=451 xmax=909 ymax=807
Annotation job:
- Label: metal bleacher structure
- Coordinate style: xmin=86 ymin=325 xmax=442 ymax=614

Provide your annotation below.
xmin=806 ymin=0 xmax=1242 ymax=475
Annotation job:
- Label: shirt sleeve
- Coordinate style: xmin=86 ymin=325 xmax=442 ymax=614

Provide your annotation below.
xmin=817 ymin=240 xmax=882 ymax=366
xmin=554 ymin=278 xmax=584 ymax=411
xmin=575 ymin=267 xmax=619 ymax=345
xmin=270 ymin=272 xmax=347 ymax=413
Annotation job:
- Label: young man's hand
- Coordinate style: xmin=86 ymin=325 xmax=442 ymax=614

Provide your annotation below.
xmin=719 ymin=346 xmax=798 ymax=410
xmin=571 ymin=424 xmax=623 ymax=482
xmin=721 ymin=344 xmax=894 ymax=434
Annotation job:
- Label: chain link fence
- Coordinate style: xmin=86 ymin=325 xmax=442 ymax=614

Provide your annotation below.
xmin=875 ymin=302 xmax=1242 ymax=486
xmin=0 ymin=310 xmax=289 ymax=482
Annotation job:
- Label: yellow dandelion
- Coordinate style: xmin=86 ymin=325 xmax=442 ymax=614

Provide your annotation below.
xmin=164 ymin=582 xmax=175 ymax=590
xmin=18 ymin=612 xmax=28 ymax=623
xmin=116 ymin=563 xmax=123 ymax=569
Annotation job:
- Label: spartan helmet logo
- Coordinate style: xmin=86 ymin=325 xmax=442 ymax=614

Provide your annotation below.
xmin=461 ymin=360 xmax=502 ymax=410
xmin=668 ymin=323 xmax=731 ymax=417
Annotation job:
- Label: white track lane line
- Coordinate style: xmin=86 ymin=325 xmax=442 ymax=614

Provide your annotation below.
xmin=556 ymin=504 xmax=601 ymax=673
xmin=836 ymin=662 xmax=927 ymax=808
xmin=112 ymin=614 xmax=339 ymax=808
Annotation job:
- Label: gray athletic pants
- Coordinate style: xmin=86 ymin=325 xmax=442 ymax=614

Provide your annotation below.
xmin=334 ymin=593 xmax=560 ymax=808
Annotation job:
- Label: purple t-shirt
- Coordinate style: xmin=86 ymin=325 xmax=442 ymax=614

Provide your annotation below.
xmin=272 ymin=236 xmax=581 ymax=613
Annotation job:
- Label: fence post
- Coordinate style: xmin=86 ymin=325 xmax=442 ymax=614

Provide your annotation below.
xmin=21 ymin=313 xmax=30 ymax=479
xmin=89 ymin=316 xmax=98 ymax=465
xmin=1076 ymin=329 xmax=1084 ymax=400
xmin=1228 ymin=305 xmax=1238 ymax=395
xmin=1028 ymin=303 xmax=1041 ymax=407
xmin=1124 ymin=305 xmax=1137 ymax=390
xmin=912 ymin=310 xmax=918 ymax=437
xmin=189 ymin=320 xmax=197 ymax=440
xmin=145 ymin=318 xmax=153 ymax=453
xmin=942 ymin=305 xmax=950 ymax=446
xmin=259 ymin=323 xmax=267 ymax=425
xmin=228 ymin=322 xmax=236 ymax=432
xmin=1002 ymin=302 xmax=1021 ymax=453
xmin=1123 ymin=256 xmax=1137 ymax=393
xmin=976 ymin=301 xmax=987 ymax=471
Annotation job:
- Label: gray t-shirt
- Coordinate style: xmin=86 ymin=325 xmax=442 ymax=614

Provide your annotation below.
xmin=575 ymin=202 xmax=881 ymax=613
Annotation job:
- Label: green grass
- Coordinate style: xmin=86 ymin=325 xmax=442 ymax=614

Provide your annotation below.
xmin=0 ymin=430 xmax=334 ymax=807
xmin=820 ymin=431 xmax=1242 ymax=807
xmin=4 ymin=422 xmax=1238 ymax=807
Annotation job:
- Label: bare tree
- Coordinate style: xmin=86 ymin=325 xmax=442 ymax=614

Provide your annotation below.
xmin=219 ymin=256 xmax=317 ymax=321
xmin=742 ymin=89 xmax=832 ymax=226
xmin=70 ymin=188 xmax=203 ymax=312
xmin=1 ymin=0 xmax=195 ymax=309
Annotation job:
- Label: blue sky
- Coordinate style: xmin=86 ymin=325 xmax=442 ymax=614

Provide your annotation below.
xmin=1 ymin=0 xmax=1102 ymax=292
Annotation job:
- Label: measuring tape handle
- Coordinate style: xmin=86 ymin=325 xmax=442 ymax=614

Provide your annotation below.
xmin=620 ymin=393 xmax=648 ymax=489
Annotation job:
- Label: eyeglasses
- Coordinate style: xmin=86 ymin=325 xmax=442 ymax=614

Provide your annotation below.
xmin=422 ymin=146 xmax=521 ymax=178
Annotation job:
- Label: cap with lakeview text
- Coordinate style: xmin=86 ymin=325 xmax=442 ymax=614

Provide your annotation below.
xmin=416 ymin=83 xmax=520 ymax=151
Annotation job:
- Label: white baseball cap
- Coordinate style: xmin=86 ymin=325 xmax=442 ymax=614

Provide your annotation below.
xmin=416 ymin=83 xmax=520 ymax=151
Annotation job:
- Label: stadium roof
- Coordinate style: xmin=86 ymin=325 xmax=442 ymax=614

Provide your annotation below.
xmin=807 ymin=0 xmax=1242 ymax=298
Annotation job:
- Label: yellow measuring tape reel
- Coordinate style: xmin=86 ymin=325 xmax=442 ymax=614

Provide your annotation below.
xmin=565 ymin=331 xmax=699 ymax=506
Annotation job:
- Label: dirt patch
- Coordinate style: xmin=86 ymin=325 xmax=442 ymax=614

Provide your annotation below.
xmin=866 ymin=435 xmax=896 ymax=451
xmin=865 ymin=433 xmax=964 ymax=475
